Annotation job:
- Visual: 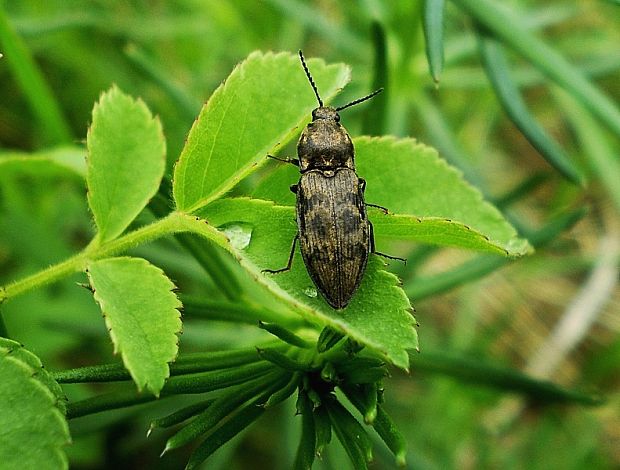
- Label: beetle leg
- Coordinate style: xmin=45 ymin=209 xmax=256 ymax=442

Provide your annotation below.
xmin=359 ymin=178 xmax=389 ymax=213
xmin=358 ymin=177 xmax=366 ymax=192
xmin=365 ymin=202 xmax=389 ymax=214
xmin=267 ymin=154 xmax=300 ymax=166
xmin=262 ymin=233 xmax=300 ymax=274
xmin=290 ymin=184 xmax=298 ymax=194
xmin=369 ymin=221 xmax=406 ymax=264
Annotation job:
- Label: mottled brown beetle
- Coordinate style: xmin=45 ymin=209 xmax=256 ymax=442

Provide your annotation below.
xmin=264 ymin=51 xmax=404 ymax=309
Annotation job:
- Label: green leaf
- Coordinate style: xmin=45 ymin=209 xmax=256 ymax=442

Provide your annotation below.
xmin=357 ymin=137 xmax=530 ymax=255
xmin=172 ymin=50 xmax=350 ymax=213
xmin=478 ymin=36 xmax=583 ymax=184
xmin=0 ymin=341 xmax=70 ymax=469
xmin=422 ymin=0 xmax=445 ymax=83
xmin=87 ymin=86 xmax=166 ymax=243
xmin=200 ymin=197 xmax=417 ymax=369
xmin=0 ymin=338 xmax=67 ymax=414
xmin=294 ymin=392 xmax=316 ymax=470
xmin=87 ymin=257 xmax=182 ymax=396
xmin=253 ymin=136 xmax=530 ymax=256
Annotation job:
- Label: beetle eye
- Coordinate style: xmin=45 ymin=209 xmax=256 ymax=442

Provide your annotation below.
xmin=335 ymin=114 xmax=340 ymax=122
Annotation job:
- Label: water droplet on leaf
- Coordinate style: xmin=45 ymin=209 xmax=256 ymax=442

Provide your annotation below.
xmin=220 ymin=223 xmax=253 ymax=250
xmin=303 ymin=287 xmax=318 ymax=298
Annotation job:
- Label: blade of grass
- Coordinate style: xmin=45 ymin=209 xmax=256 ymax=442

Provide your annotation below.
xmin=407 ymin=208 xmax=587 ymax=300
xmin=422 ymin=0 xmax=445 ymax=83
xmin=362 ymin=21 xmax=388 ymax=135
xmin=409 ymin=350 xmax=601 ymax=405
xmin=558 ymin=92 xmax=620 ymax=213
xmin=451 ymin=0 xmax=620 ymax=138
xmin=0 ymin=7 xmax=72 ymax=145
xmin=478 ymin=35 xmax=584 ymax=185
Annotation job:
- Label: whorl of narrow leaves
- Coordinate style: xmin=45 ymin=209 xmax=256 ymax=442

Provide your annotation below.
xmin=87 ymin=257 xmax=182 ymax=396
xmin=0 ymin=340 xmax=71 ymax=469
xmin=87 ymin=85 xmax=166 ymax=244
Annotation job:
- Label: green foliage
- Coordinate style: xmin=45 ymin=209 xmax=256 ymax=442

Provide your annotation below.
xmin=173 ymin=51 xmax=350 ymax=212
xmin=0 ymin=339 xmax=70 ymax=469
xmin=0 ymin=2 xmax=617 ymax=468
xmin=87 ymin=86 xmax=166 ymax=244
xmin=87 ymin=257 xmax=182 ymax=396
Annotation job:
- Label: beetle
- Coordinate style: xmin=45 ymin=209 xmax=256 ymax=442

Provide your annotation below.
xmin=263 ymin=50 xmax=403 ymax=309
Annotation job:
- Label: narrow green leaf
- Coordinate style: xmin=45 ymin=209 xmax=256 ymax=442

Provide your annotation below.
xmin=164 ymin=372 xmax=282 ymax=453
xmin=0 ymin=8 xmax=72 ymax=144
xmin=559 ymin=94 xmax=620 ymax=213
xmin=373 ymin=405 xmax=407 ymax=466
xmin=341 ymin=386 xmax=407 ymax=466
xmin=294 ymin=392 xmax=317 ymax=470
xmin=185 ymin=403 xmax=265 ymax=469
xmin=422 ymin=0 xmax=445 ymax=83
xmin=409 ymin=350 xmax=602 ymax=405
xmin=173 ymin=51 xmax=350 ymax=213
xmin=183 ymin=375 xmax=289 ymax=469
xmin=407 ymin=208 xmax=587 ymax=300
xmin=478 ymin=36 xmax=583 ymax=184
xmin=87 ymin=257 xmax=182 ymax=396
xmin=52 ymin=347 xmax=271 ymax=384
xmin=317 ymin=326 xmax=345 ymax=353
xmin=258 ymin=321 xmax=313 ymax=348
xmin=149 ymin=400 xmax=214 ymax=434
xmin=201 ymin=197 xmax=417 ymax=370
xmin=451 ymin=0 xmax=620 ymax=138
xmin=87 ymin=86 xmax=166 ymax=243
xmin=264 ymin=372 xmax=301 ymax=407
xmin=362 ymin=21 xmax=388 ymax=135
xmin=257 ymin=347 xmax=312 ymax=371
xmin=0 ymin=343 xmax=70 ymax=469
xmin=325 ymin=397 xmax=373 ymax=468
xmin=314 ymin=404 xmax=332 ymax=457
xmin=66 ymin=362 xmax=275 ymax=419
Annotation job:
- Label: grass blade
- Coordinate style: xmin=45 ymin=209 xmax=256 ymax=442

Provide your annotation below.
xmin=478 ymin=35 xmax=584 ymax=184
xmin=451 ymin=0 xmax=620 ymax=138
xmin=0 ymin=7 xmax=72 ymax=144
xmin=422 ymin=0 xmax=445 ymax=83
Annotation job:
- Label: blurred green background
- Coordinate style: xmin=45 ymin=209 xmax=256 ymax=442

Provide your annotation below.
xmin=0 ymin=1 xmax=618 ymax=469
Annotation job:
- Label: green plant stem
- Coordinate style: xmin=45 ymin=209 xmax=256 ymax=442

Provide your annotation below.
xmin=149 ymin=182 xmax=243 ymax=301
xmin=0 ymin=211 xmax=221 ymax=303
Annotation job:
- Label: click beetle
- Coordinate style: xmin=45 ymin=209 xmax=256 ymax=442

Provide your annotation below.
xmin=264 ymin=51 xmax=404 ymax=309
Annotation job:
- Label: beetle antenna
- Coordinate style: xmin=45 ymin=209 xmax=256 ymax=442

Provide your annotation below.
xmin=336 ymin=88 xmax=383 ymax=111
xmin=299 ymin=50 xmax=323 ymax=107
